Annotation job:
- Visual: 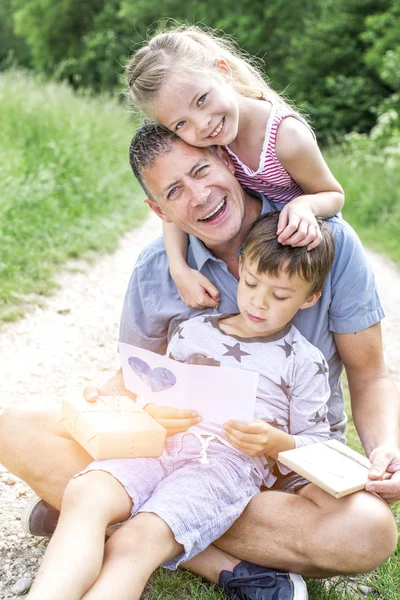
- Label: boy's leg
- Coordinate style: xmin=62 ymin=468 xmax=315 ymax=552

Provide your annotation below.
xmin=27 ymin=471 xmax=132 ymax=600
xmin=82 ymin=513 xmax=182 ymax=600
xmin=0 ymin=403 xmax=92 ymax=509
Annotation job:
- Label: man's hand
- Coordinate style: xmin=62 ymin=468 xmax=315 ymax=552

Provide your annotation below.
xmin=144 ymin=404 xmax=201 ymax=436
xmin=223 ymin=419 xmax=294 ymax=458
xmin=365 ymin=445 xmax=400 ymax=504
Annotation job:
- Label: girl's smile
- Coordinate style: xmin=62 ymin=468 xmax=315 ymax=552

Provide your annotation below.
xmin=150 ymin=67 xmax=240 ymax=148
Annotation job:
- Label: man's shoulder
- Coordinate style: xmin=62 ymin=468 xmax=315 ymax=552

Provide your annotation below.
xmin=326 ymin=215 xmax=358 ymax=244
xmin=136 ymin=235 xmax=167 ymax=267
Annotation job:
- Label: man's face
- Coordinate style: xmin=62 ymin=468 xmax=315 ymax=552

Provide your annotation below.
xmin=143 ymin=142 xmax=247 ymax=250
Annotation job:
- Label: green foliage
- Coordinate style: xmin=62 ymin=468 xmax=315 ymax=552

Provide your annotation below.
xmin=0 ymin=71 xmax=147 ymax=322
xmin=327 ymin=115 xmax=400 ymax=264
xmin=1 ymin=0 xmax=398 ymax=141
xmin=0 ymin=0 xmax=30 ymax=69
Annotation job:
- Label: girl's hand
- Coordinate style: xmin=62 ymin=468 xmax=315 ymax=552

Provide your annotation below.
xmin=223 ymin=419 xmax=277 ymax=456
xmin=277 ymin=198 xmax=322 ymax=250
xmin=171 ymin=265 xmax=220 ymax=309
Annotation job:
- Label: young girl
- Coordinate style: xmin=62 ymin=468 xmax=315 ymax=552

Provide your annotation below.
xmin=126 ymin=25 xmax=344 ymax=309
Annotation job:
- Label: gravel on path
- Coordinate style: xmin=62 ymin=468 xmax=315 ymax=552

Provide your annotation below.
xmin=0 ymin=211 xmax=399 ymax=598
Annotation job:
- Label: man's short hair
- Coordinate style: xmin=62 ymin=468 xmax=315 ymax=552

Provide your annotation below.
xmin=129 ymin=121 xmax=183 ymax=200
xmin=242 ymin=212 xmax=335 ymax=295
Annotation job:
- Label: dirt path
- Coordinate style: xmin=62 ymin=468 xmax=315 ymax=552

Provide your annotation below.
xmin=0 ymin=212 xmax=399 ymax=598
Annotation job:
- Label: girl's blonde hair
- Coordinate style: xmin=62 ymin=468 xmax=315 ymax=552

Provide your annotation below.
xmin=126 ymin=23 xmax=298 ymax=116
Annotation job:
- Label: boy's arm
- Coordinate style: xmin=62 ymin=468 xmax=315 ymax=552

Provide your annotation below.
xmin=83 ymin=369 xmax=200 ymax=436
xmin=223 ymin=349 xmax=331 ymax=458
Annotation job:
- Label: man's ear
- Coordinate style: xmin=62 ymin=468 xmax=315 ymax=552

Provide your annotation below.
xmin=300 ymin=291 xmax=322 ymax=310
xmin=144 ymin=198 xmax=173 ymax=223
xmin=215 ymin=146 xmax=236 ymax=175
xmin=238 ymin=255 xmax=244 ymax=277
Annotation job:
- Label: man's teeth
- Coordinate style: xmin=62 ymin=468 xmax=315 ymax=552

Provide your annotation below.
xmin=209 ymin=119 xmax=224 ymax=138
xmin=199 ymin=199 xmax=226 ymax=221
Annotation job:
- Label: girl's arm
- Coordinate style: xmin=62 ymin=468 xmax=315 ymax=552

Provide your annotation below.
xmin=163 ymin=221 xmax=220 ymax=309
xmin=276 ymin=117 xmax=345 ymax=250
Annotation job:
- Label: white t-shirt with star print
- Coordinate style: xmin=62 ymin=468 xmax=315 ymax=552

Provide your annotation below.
xmin=167 ymin=314 xmax=331 ymax=487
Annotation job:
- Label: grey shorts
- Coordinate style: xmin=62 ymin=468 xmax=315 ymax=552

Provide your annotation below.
xmin=79 ymin=434 xmax=262 ymax=569
xmin=270 ymin=471 xmax=310 ymax=494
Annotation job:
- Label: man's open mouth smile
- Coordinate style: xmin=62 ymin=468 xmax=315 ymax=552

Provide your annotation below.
xmin=198 ymin=198 xmax=227 ymax=222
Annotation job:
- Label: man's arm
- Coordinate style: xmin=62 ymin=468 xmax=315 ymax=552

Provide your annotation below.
xmin=334 ymin=323 xmax=400 ymax=503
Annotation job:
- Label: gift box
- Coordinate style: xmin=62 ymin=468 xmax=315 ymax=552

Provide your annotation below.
xmin=61 ymin=395 xmax=166 ymax=460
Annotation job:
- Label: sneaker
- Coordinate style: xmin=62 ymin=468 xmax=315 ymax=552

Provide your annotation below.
xmin=22 ymin=496 xmax=60 ymax=537
xmin=219 ymin=561 xmax=308 ymax=600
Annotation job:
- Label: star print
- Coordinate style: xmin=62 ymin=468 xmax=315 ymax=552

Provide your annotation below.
xmin=277 ymin=377 xmax=291 ymax=398
xmin=175 ymin=326 xmax=185 ymax=339
xmin=309 ymin=410 xmax=328 ymax=424
xmin=278 ymin=340 xmax=296 ymax=358
xmin=188 ymin=354 xmax=220 ymax=367
xmin=265 ymin=417 xmax=285 ymax=428
xmin=314 ymin=360 xmax=328 ymax=376
xmin=222 ymin=342 xmax=250 ymax=363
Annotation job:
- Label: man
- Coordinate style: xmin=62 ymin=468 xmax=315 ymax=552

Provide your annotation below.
xmin=1 ymin=122 xmax=399 ymax=600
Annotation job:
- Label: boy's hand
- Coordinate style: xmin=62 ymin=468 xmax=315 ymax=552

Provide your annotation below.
xmin=83 ymin=371 xmax=135 ymax=404
xmin=277 ymin=198 xmax=322 ymax=250
xmin=171 ymin=265 xmax=220 ymax=309
xmin=83 ymin=376 xmax=201 ymax=437
xmin=145 ymin=404 xmax=202 ymax=436
xmin=223 ymin=419 xmax=276 ymax=456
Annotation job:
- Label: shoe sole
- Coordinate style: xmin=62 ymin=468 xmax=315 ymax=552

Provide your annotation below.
xmin=290 ymin=573 xmax=308 ymax=600
xmin=21 ymin=496 xmax=44 ymax=536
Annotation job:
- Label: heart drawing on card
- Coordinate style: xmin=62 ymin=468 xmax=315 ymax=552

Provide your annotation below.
xmin=128 ymin=356 xmax=177 ymax=392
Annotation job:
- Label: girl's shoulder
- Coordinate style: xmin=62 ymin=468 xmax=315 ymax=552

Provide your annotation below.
xmin=275 ymin=112 xmax=316 ymax=163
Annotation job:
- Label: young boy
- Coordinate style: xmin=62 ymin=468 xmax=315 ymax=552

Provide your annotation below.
xmin=27 ymin=212 xmax=335 ymax=600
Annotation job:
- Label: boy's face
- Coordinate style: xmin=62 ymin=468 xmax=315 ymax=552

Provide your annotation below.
xmin=237 ymin=257 xmax=321 ymax=337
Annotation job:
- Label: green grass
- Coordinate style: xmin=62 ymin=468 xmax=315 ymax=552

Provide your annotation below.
xmin=0 ymin=71 xmax=147 ymax=322
xmin=327 ymin=148 xmax=400 ymax=266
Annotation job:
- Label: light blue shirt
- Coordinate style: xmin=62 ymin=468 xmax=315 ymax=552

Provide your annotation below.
xmin=119 ymin=194 xmax=385 ymax=441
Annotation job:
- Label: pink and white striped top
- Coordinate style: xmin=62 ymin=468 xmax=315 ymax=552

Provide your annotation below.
xmin=226 ymin=102 xmax=315 ymax=204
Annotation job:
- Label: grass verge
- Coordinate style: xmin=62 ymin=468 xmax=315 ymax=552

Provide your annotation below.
xmin=0 ymin=71 xmax=147 ymax=323
xmin=327 ymin=149 xmax=400 ymax=266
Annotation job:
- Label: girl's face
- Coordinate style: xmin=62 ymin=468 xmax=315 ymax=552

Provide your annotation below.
xmin=149 ymin=63 xmax=240 ymax=148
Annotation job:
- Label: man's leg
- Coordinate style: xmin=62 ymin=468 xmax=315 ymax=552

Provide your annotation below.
xmin=184 ymin=483 xmax=398 ymax=581
xmin=0 ymin=402 xmax=92 ymax=509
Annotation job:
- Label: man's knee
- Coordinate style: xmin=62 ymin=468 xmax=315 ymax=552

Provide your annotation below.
xmin=308 ymin=489 xmax=398 ymax=574
xmin=0 ymin=403 xmax=63 ymax=474
xmin=347 ymin=492 xmax=398 ymax=572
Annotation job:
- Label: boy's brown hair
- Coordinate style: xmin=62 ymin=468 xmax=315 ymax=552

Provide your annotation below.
xmin=242 ymin=212 xmax=335 ymax=295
